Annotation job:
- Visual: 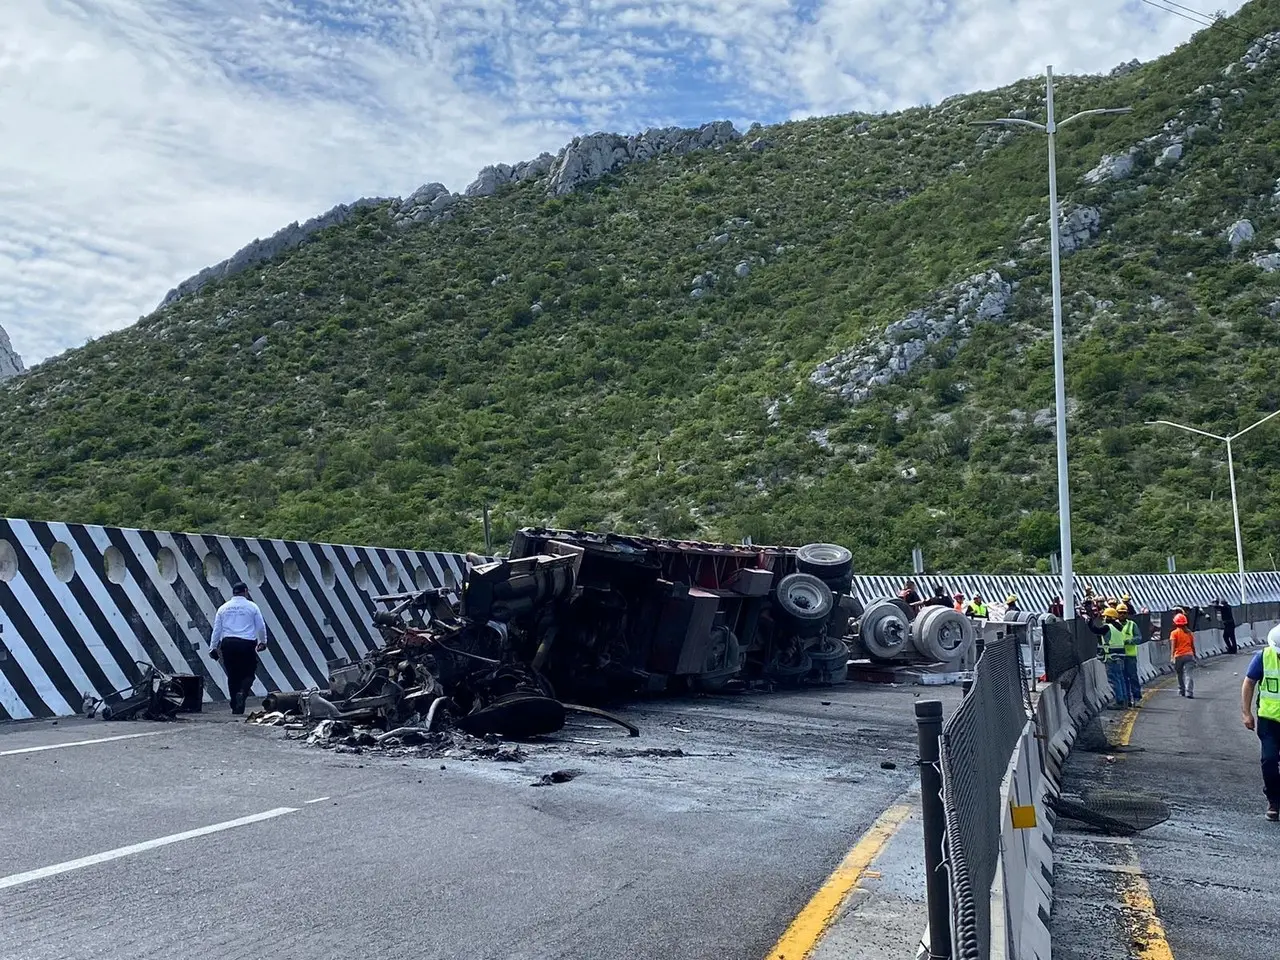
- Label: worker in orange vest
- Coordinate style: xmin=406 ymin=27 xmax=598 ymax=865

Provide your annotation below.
xmin=1170 ymin=612 xmax=1197 ymax=699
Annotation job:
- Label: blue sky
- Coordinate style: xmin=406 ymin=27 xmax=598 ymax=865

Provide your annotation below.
xmin=1 ymin=0 xmax=1248 ymax=364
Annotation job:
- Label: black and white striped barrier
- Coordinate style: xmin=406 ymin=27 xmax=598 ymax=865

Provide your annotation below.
xmin=850 ymin=572 xmax=1280 ymax=612
xmin=0 ymin=518 xmax=467 ymax=721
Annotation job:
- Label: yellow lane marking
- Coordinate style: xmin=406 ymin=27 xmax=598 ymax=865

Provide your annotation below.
xmin=1115 ymin=676 xmax=1176 ymax=747
xmin=1119 ymin=841 xmax=1176 ymax=960
xmin=1110 ymin=677 xmax=1176 ymax=959
xmin=764 ymin=801 xmax=913 ymax=960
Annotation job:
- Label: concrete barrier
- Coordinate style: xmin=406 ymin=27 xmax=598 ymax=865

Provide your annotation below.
xmin=0 ymin=517 xmax=469 ymax=719
xmin=990 ymin=610 xmax=1273 ymax=960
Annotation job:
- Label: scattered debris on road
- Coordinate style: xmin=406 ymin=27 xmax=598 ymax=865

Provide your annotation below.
xmin=82 ymin=663 xmax=202 ymax=721
xmin=532 ymin=769 xmax=581 ymax=786
xmin=250 ymin=528 xmax=976 ymax=756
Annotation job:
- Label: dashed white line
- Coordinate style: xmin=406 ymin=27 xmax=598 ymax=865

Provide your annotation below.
xmin=0 ymin=807 xmax=299 ymax=892
xmin=0 ymin=731 xmax=173 ymax=757
xmin=304 ymin=797 xmax=330 ymax=804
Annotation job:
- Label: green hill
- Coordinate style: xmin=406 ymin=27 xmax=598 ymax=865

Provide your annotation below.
xmin=5 ymin=2 xmax=1280 ymax=575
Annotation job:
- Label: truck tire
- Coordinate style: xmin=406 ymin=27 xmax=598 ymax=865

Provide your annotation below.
xmin=695 ymin=627 xmax=744 ymax=692
xmin=796 ymin=543 xmax=853 ymax=580
xmin=775 ymin=573 xmax=834 ymax=637
xmin=858 ymin=598 xmax=910 ymax=659
xmin=911 ymin=606 xmax=975 ymax=663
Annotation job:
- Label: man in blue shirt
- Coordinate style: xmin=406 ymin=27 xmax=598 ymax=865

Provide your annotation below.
xmin=210 ymin=582 xmax=268 ymax=715
xmin=1241 ymin=626 xmax=1280 ymax=821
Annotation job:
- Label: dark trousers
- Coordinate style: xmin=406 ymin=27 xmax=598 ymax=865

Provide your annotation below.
xmin=1123 ymin=656 xmax=1142 ymax=705
xmin=220 ymin=638 xmax=259 ymax=714
xmin=1223 ymin=624 xmax=1238 ymax=654
xmin=1106 ymin=659 xmax=1128 ymax=706
xmin=1260 ymin=717 xmax=1280 ymax=808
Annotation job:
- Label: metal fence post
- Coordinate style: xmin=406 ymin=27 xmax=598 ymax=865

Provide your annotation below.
xmin=916 ymin=699 xmax=952 ymax=959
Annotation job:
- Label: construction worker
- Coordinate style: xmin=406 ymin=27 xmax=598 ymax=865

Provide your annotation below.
xmin=1086 ymin=606 xmax=1130 ymax=707
xmin=964 ymin=594 xmax=989 ymax=619
xmin=1049 ymin=596 xmax=1065 ymax=618
xmin=924 ymin=584 xmax=952 ymax=608
xmin=952 ymin=592 xmax=966 ymax=613
xmin=1005 ymin=594 xmax=1020 ymax=613
xmin=1116 ymin=602 xmax=1143 ymax=707
xmin=898 ymin=580 xmax=924 ymax=614
xmin=1170 ymin=612 xmax=1196 ymax=698
xmin=1241 ymin=625 xmax=1280 ymax=821
xmin=1215 ymin=598 xmax=1238 ymax=654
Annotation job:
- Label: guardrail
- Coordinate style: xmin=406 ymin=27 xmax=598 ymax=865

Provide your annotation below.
xmin=926 ymin=605 xmax=1277 ymax=959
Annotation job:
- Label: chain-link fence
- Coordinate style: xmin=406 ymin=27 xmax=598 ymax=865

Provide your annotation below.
xmin=938 ymin=636 xmax=1029 ymax=959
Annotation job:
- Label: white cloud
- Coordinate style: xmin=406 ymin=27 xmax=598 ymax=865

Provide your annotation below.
xmin=0 ymin=0 xmax=1250 ymax=363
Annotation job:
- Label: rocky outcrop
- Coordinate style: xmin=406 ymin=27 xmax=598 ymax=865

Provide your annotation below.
xmin=1058 ymin=205 xmax=1101 ymax=254
xmin=464 ymin=154 xmax=556 ymax=197
xmin=1082 ymin=147 xmax=1139 ymax=184
xmin=1227 ymin=219 xmax=1255 ymax=251
xmin=546 ymin=121 xmax=740 ymax=196
xmin=0 ymin=323 xmax=23 ymax=381
xmin=1110 ymin=58 xmax=1142 ymax=77
xmin=1223 ymin=30 xmax=1280 ymax=76
xmin=157 ymin=198 xmax=387 ymax=309
xmin=160 ymin=122 xmax=740 ymax=310
xmin=810 ymin=270 xmax=1013 ymax=405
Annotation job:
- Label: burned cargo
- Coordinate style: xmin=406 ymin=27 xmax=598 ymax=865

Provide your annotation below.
xmin=257 ymin=529 xmax=974 ymax=741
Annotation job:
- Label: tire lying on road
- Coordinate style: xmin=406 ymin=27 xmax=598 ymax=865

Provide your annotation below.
xmin=856 ymin=598 xmax=911 ymax=659
xmin=795 ymin=543 xmax=854 ymax=580
xmin=910 ymin=606 xmax=976 ymax=663
xmin=774 ymin=573 xmax=835 ymax=637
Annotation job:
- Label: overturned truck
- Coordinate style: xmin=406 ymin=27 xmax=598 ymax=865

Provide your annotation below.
xmin=308 ymin=530 xmax=976 ymax=722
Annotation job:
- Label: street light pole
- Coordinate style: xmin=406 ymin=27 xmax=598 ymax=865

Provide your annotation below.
xmin=974 ymin=67 xmax=1130 ymax=615
xmin=1148 ymin=408 xmax=1280 ymax=605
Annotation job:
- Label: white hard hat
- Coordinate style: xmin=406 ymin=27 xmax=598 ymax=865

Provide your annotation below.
xmin=1268 ymin=623 xmax=1280 ymax=651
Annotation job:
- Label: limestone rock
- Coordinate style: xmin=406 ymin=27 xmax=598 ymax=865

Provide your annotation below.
xmin=810 ymin=270 xmax=1012 ymax=405
xmin=1158 ymin=141 xmax=1184 ymax=167
xmin=735 ymin=261 xmax=751 ymax=278
xmin=0 ymin=323 xmax=24 ymax=381
xmin=157 ymin=198 xmax=387 ymax=310
xmin=1082 ymin=147 xmax=1139 ymax=185
xmin=1058 ymin=206 xmax=1101 ymax=254
xmin=1252 ymin=252 xmax=1280 ymax=273
xmin=546 ymin=121 xmax=740 ymax=196
xmin=1110 ymin=58 xmax=1142 ymax=77
xmin=1227 ymin=219 xmax=1256 ymax=251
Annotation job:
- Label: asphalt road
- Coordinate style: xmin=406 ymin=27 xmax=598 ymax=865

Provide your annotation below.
xmin=1051 ymin=654 xmax=1279 ymax=960
xmin=0 ymin=682 xmax=954 ymax=960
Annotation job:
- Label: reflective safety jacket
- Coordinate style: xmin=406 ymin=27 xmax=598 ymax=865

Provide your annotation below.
xmin=1100 ymin=624 xmax=1127 ymax=662
xmin=1260 ymin=648 xmax=1280 ymax=722
xmin=1119 ymin=620 xmax=1138 ymax=657
xmin=967 ymin=603 xmax=988 ymax=618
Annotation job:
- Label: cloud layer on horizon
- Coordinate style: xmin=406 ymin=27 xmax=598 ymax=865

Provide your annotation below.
xmin=1 ymin=0 xmax=1249 ymax=364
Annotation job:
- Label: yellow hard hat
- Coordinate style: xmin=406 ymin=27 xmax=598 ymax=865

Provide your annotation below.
xmin=1121 ymin=593 xmax=1131 ymax=601
xmin=1006 ymin=594 xmax=1018 ymax=604
xmin=1103 ymin=606 xmax=1119 ymax=619
xmin=1117 ymin=602 xmax=1129 ymax=614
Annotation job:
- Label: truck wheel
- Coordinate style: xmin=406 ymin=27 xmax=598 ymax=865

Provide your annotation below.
xmin=796 ymin=543 xmax=853 ymax=580
xmin=858 ymin=598 xmax=910 ymax=659
xmin=775 ymin=573 xmax=834 ymax=637
xmin=695 ymin=627 xmax=744 ymax=692
xmin=911 ymin=606 xmax=975 ymax=663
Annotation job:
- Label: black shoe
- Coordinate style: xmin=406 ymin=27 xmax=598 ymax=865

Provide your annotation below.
xmin=1267 ymin=806 xmax=1278 ymax=822
xmin=1179 ymin=690 xmax=1185 ymax=697
xmin=1187 ymin=693 xmax=1194 ymax=699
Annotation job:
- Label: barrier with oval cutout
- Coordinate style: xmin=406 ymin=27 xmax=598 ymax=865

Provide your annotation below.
xmin=0 ymin=517 xmax=471 ymax=720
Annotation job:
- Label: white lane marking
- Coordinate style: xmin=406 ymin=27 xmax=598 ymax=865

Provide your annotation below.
xmin=0 ymin=731 xmax=172 ymax=757
xmin=0 ymin=807 xmax=299 ymax=891
xmin=304 ymin=797 xmax=330 ymax=804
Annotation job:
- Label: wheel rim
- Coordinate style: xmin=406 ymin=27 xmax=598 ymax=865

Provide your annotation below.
xmin=787 ymin=579 xmax=827 ymax=612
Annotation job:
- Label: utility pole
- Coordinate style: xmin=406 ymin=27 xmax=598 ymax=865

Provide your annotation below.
xmin=973 ymin=68 xmax=1130 ymax=617
xmin=1148 ymin=409 xmax=1280 ymax=604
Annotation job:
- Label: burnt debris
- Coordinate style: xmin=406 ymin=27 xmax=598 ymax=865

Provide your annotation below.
xmin=250 ymin=529 xmax=974 ymax=745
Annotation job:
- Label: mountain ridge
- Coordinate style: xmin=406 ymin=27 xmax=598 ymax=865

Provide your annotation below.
xmin=4 ymin=1 xmax=1280 ymax=576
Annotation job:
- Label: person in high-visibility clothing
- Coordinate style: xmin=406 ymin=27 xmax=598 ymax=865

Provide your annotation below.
xmin=1170 ymin=612 xmax=1196 ymax=699
xmin=1116 ymin=602 xmax=1143 ymax=707
xmin=1086 ymin=606 xmax=1130 ymax=707
xmin=952 ymin=592 xmax=966 ymax=613
xmin=1241 ymin=624 xmax=1280 ymax=821
xmin=964 ymin=594 xmax=989 ymax=619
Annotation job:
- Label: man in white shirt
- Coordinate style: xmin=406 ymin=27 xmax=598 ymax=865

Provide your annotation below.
xmin=210 ymin=582 xmax=268 ymax=715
